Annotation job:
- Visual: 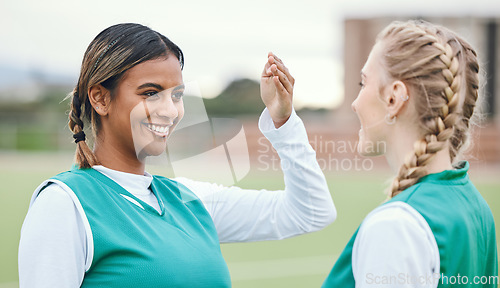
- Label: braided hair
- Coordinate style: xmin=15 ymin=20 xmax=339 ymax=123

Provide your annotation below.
xmin=375 ymin=20 xmax=480 ymax=197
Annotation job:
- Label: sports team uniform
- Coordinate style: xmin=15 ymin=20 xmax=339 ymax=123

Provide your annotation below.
xmin=19 ymin=108 xmax=336 ymax=287
xmin=322 ymin=161 xmax=498 ymax=288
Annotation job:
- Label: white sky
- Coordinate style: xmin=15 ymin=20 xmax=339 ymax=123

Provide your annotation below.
xmin=1 ymin=0 xmax=499 ymax=108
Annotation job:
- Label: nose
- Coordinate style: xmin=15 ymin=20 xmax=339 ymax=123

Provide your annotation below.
xmin=154 ymin=94 xmax=179 ymax=120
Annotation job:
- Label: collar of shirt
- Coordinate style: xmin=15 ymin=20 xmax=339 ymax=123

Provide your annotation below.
xmin=92 ymin=165 xmax=153 ymax=196
xmin=417 ymin=160 xmax=469 ymax=185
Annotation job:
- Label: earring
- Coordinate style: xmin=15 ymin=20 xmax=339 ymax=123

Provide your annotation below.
xmin=401 ymin=94 xmax=409 ymax=102
xmin=96 ymin=106 xmax=99 ymax=109
xmin=385 ymin=113 xmax=396 ymax=125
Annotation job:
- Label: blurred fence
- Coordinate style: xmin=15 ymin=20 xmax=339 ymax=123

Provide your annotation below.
xmin=1 ymin=109 xmax=499 ymax=173
xmin=0 ymin=111 xmax=73 ymax=151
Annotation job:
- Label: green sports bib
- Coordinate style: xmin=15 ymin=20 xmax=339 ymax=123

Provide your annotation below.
xmin=42 ymin=167 xmax=232 ymax=287
xmin=322 ymin=161 xmax=497 ymax=287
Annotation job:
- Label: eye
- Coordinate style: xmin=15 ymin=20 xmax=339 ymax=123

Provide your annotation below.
xmin=172 ymin=90 xmax=184 ymax=102
xmin=144 ymin=91 xmax=158 ymax=97
xmin=143 ymin=91 xmax=160 ymax=100
xmin=359 ymin=81 xmax=365 ymax=88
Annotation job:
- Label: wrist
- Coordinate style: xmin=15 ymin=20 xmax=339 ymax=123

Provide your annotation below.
xmin=272 ymin=115 xmax=291 ymax=128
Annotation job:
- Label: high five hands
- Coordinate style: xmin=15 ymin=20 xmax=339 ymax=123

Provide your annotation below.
xmin=260 ymin=52 xmax=294 ymax=128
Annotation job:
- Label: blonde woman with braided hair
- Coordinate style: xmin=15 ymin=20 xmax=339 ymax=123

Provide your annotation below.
xmin=18 ymin=23 xmax=336 ymax=287
xmin=322 ymin=20 xmax=497 ymax=287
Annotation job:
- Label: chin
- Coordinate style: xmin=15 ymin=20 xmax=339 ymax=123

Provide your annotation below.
xmin=135 ymin=140 xmax=167 ymax=159
xmin=357 ymin=132 xmax=386 ymax=157
xmin=147 ymin=141 xmax=168 ymax=156
xmin=132 ymin=124 xmax=172 ymax=158
xmin=358 ymin=147 xmax=384 ymax=157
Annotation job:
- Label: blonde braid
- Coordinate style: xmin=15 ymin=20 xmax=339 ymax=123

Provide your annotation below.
xmin=449 ymin=44 xmax=480 ymax=161
xmin=377 ymin=21 xmax=473 ymax=197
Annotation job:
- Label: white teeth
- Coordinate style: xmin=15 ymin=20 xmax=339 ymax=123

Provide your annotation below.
xmin=146 ymin=123 xmax=169 ymax=134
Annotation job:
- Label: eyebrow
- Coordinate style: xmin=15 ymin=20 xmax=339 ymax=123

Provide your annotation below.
xmin=137 ymin=82 xmax=164 ymax=91
xmin=137 ymin=83 xmax=185 ymax=91
xmin=172 ymin=84 xmax=185 ymax=92
xmin=360 ymin=71 xmax=366 ymax=78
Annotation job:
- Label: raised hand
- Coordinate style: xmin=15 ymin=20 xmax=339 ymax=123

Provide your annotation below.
xmin=260 ymin=52 xmax=294 ymax=128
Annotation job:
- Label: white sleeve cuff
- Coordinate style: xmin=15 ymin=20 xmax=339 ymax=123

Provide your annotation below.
xmin=258 ymin=107 xmax=301 ymax=141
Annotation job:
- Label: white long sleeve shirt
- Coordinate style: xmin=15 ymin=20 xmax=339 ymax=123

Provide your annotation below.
xmin=18 ymin=108 xmax=336 ymax=287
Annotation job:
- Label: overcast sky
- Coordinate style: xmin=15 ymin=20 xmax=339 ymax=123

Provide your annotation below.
xmin=1 ymin=0 xmax=499 ymax=108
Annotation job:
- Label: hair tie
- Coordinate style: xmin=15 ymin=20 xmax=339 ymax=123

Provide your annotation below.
xmin=73 ymin=131 xmax=86 ymax=143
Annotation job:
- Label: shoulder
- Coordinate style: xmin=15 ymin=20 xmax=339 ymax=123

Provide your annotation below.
xmin=27 ymin=182 xmax=82 ymax=234
xmin=51 ymin=169 xmax=95 ymax=183
xmin=30 ymin=181 xmax=75 ymax=211
xmin=32 ymin=169 xmax=99 ymax=198
xmin=391 ymin=181 xmax=449 ymax=216
xmin=30 ymin=172 xmax=80 ymax=208
xmin=359 ymin=201 xmax=431 ymax=236
xmin=352 ymin=201 xmax=440 ymax=273
xmin=354 ymin=202 xmax=430 ymax=254
xmin=31 ymin=177 xmax=89 ymax=221
xmin=23 ymin=178 xmax=93 ymax=273
xmin=30 ymin=170 xmax=95 ymax=224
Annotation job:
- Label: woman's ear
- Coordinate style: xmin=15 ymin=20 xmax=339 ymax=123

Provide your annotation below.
xmin=385 ymin=80 xmax=409 ymax=118
xmin=88 ymin=85 xmax=111 ymax=116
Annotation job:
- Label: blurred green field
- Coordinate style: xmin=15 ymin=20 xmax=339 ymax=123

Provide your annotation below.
xmin=0 ymin=153 xmax=499 ymax=288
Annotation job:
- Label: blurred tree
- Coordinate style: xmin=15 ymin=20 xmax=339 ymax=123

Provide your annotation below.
xmin=202 ymin=78 xmax=331 ymax=117
xmin=203 ymin=78 xmax=265 ymax=116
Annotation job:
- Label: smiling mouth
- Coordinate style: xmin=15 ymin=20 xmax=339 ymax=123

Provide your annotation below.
xmin=142 ymin=122 xmax=171 ymax=137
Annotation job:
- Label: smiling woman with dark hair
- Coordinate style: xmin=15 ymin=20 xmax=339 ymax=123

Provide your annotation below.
xmin=18 ymin=23 xmax=336 ymax=287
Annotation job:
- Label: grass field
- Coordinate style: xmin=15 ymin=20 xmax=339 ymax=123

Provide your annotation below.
xmin=0 ymin=152 xmax=499 ymax=287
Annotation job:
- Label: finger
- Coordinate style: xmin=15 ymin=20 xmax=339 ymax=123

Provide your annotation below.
xmin=271 ymin=64 xmax=293 ymax=94
xmin=269 ymin=52 xmax=282 ymax=63
xmin=267 ymin=51 xmax=275 ymax=61
xmin=271 ymin=64 xmax=293 ymax=93
xmin=262 ymin=60 xmax=272 ymax=77
xmin=268 ymin=56 xmax=289 ymax=78
xmin=268 ymin=54 xmax=294 ymax=85
xmin=273 ymin=75 xmax=288 ymax=97
xmin=269 ymin=52 xmax=285 ymax=67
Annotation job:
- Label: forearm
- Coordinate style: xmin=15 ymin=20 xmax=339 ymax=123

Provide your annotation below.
xmin=262 ymin=107 xmax=336 ymax=233
xmin=178 ymin=108 xmax=336 ymax=243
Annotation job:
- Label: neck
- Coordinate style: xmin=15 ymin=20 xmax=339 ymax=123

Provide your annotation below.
xmin=93 ymin=135 xmax=146 ymax=175
xmin=385 ymin=125 xmax=453 ymax=176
